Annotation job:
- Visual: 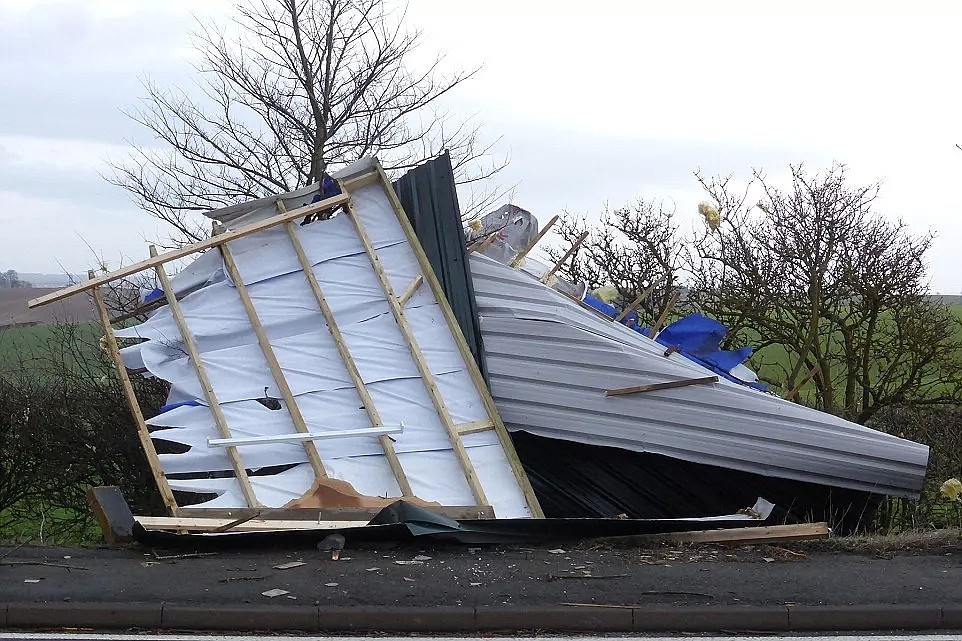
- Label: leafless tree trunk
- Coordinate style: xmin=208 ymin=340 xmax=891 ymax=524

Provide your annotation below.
xmin=111 ymin=0 xmax=506 ymax=243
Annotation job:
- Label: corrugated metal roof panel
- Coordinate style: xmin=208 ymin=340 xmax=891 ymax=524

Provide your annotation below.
xmin=471 ymin=253 xmax=929 ymax=498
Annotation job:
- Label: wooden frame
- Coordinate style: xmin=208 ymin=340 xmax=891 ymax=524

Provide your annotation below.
xmin=366 ymin=163 xmax=543 ymax=517
xmin=37 ymin=164 xmax=541 ymax=519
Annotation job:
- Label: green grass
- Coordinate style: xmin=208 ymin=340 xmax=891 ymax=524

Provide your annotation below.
xmin=0 ymin=322 xmax=104 ymax=378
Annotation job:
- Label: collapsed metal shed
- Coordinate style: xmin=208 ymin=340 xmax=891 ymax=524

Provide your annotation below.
xmin=27 ymin=154 xmax=929 ymax=536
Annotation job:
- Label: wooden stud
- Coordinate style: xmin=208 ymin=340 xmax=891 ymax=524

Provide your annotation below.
xmin=136 ymin=516 xmax=368 ymax=533
xmin=467 ymin=230 xmax=500 ymax=254
xmin=604 ymin=375 xmax=718 ymax=397
xmin=174 ymin=504 xmax=495 ymax=521
xmin=455 ymin=419 xmax=496 ymax=435
xmin=509 ymin=214 xmax=559 ymax=268
xmin=397 ymin=275 xmax=424 ymax=307
xmin=211 ymin=511 xmax=262 ymax=533
xmin=342 ymin=190 xmax=489 ymax=507
xmin=614 ymin=275 xmax=667 ymax=323
xmin=279 ymin=201 xmax=414 ymax=497
xmin=217 ymin=242 xmax=329 ymax=482
xmin=560 ymin=289 xmax=617 ymax=323
xmin=656 ymin=522 xmax=829 ymax=545
xmin=784 ymin=364 xmax=820 ymax=400
xmin=148 ymin=246 xmax=260 ymax=508
xmin=540 ymin=231 xmax=588 ymax=284
xmin=28 ymin=192 xmax=351 ymax=310
xmin=372 ymin=163 xmax=545 ymax=518
xmin=649 ymin=290 xmax=680 ymax=338
xmin=89 ymin=271 xmax=178 ymax=515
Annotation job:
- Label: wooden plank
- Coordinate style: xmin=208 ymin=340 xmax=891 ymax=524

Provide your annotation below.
xmin=148 ymin=246 xmax=260 ymax=508
xmin=604 ymin=375 xmax=718 ymax=397
xmin=467 ymin=230 xmax=500 ymax=254
xmin=649 ymin=290 xmax=680 ymax=338
xmin=397 ymin=275 xmax=424 ymax=307
xmin=341 ymin=192 xmax=489 ymax=507
xmin=28 ymin=192 xmax=351 ymax=309
xmin=509 ymin=214 xmax=559 ymax=268
xmin=279 ymin=203 xmax=414 ymax=497
xmin=372 ymin=163 xmax=545 ymax=518
xmin=540 ymin=231 xmax=588 ymax=284
xmin=660 ymin=522 xmax=829 ymax=545
xmin=613 ymin=275 xmax=666 ymax=322
xmin=179 ymin=505 xmax=495 ymax=521
xmin=784 ymin=364 xmax=820 ymax=400
xmin=136 ymin=516 xmax=368 ymax=533
xmin=90 ymin=273 xmax=178 ymax=515
xmin=217 ymin=241 xmax=329 ymax=482
xmin=455 ymin=419 xmax=496 ymax=435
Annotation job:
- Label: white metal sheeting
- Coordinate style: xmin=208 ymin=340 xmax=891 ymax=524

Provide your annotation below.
xmin=470 ymin=253 xmax=930 ymax=499
xmin=116 ymin=178 xmax=531 ymax=516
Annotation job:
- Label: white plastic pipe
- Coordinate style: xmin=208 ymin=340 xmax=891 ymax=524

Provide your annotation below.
xmin=207 ymin=425 xmax=403 ymax=448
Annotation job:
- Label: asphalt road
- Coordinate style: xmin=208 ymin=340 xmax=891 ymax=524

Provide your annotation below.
xmin=2 ymin=541 xmax=961 ymax=608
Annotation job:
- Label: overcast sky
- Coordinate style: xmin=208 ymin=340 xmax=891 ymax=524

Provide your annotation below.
xmin=2 ymin=0 xmax=961 ymax=292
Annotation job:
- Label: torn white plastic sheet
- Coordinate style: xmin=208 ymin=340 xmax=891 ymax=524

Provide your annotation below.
xmin=119 ymin=170 xmax=532 ymax=516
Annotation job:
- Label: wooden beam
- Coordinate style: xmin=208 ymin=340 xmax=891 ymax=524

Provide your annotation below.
xmin=148 ymin=246 xmax=260 ymax=508
xmin=455 ymin=419 xmax=496 ymax=435
xmin=397 ymin=275 xmax=423 ymax=307
xmin=28 ymin=192 xmax=351 ymax=309
xmin=177 ymin=504 xmax=495 ymax=520
xmin=649 ymin=290 xmax=680 ymax=338
xmin=784 ymin=364 xmax=820 ymax=400
xmin=604 ymin=375 xmax=718 ymax=397
xmin=136 ymin=516 xmax=368 ymax=533
xmin=540 ymin=231 xmax=588 ymax=284
xmin=509 ymin=214 xmax=559 ymax=268
xmin=614 ymin=275 xmax=667 ymax=323
xmin=342 ymin=193 xmax=489 ymax=507
xmin=658 ymin=522 xmax=829 ymax=545
xmin=372 ymin=163 xmax=545 ymax=518
xmin=467 ymin=230 xmax=500 ymax=254
xmin=279 ymin=201 xmax=414 ymax=497
xmin=217 ymin=241 xmax=329 ymax=482
xmin=90 ymin=272 xmax=178 ymax=515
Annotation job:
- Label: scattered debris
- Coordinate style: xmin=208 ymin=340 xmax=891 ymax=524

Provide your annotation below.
xmin=23 ymin=579 xmax=42 ymax=584
xmin=412 ymin=554 xmax=432 ymax=561
xmin=261 ymin=588 xmax=289 ymax=598
xmin=548 ymin=548 xmax=566 ymax=554
xmin=324 ymin=582 xmax=339 ymax=587
xmin=273 ymin=561 xmax=306 ymax=570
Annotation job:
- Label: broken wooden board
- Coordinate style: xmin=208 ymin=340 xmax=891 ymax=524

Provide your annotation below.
xmin=135 ymin=516 xmax=369 ymax=533
xmin=597 ymin=522 xmax=830 ymax=547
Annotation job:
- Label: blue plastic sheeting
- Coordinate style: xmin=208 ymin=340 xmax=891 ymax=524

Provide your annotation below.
xmin=654 ymin=314 xmax=767 ymax=391
xmin=158 ymin=399 xmax=202 ymax=414
xmin=143 ymin=287 xmax=164 ymax=304
xmin=581 ymin=295 xmax=766 ymax=391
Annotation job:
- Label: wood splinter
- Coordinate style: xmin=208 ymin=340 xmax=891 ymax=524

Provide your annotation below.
xmin=604 ymin=375 xmax=718 ymax=397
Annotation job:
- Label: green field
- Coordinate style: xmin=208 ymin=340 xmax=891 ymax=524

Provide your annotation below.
xmin=0 ymin=322 xmax=104 ymax=378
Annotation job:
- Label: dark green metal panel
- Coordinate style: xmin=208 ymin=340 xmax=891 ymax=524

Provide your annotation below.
xmin=392 ymin=152 xmax=488 ymax=382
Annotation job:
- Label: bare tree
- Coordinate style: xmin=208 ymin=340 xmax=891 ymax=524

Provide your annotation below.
xmin=111 ymin=0 xmax=506 ymax=242
xmin=689 ymin=164 xmax=962 ymax=423
xmin=548 ymin=200 xmax=684 ymax=327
